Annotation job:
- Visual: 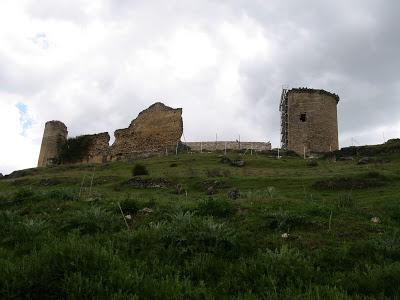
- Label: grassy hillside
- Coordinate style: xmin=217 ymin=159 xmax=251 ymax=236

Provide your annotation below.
xmin=1 ymin=151 xmax=400 ymax=299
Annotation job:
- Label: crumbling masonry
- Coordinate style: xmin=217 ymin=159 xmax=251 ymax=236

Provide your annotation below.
xmin=280 ymin=88 xmax=339 ymax=155
xmin=37 ymin=103 xmax=183 ymax=167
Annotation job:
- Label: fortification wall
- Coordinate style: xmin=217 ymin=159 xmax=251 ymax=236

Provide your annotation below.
xmin=37 ymin=121 xmax=68 ymax=167
xmin=287 ymin=88 xmax=339 ymax=155
xmin=110 ymin=102 xmax=183 ymax=160
xmin=185 ymin=141 xmax=271 ymax=152
xmin=82 ymin=132 xmax=110 ymax=164
xmin=37 ymin=102 xmax=184 ymax=166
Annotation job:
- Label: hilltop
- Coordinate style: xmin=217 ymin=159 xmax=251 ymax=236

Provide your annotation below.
xmin=0 ymin=149 xmax=400 ymax=298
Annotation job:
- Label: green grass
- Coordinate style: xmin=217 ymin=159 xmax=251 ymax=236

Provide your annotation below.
xmin=1 ymin=151 xmax=400 ymax=298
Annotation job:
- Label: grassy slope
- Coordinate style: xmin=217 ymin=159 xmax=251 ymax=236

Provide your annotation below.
xmin=0 ymin=152 xmax=400 ymax=299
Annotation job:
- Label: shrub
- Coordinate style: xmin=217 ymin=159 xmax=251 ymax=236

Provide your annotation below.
xmin=196 ymin=198 xmax=235 ymax=218
xmin=132 ymin=164 xmax=149 ymax=176
xmin=120 ymin=198 xmax=139 ymax=214
xmin=59 ymin=135 xmax=92 ymax=163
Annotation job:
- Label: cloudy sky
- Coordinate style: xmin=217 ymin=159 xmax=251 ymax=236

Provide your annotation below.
xmin=1 ymin=0 xmax=399 ymax=174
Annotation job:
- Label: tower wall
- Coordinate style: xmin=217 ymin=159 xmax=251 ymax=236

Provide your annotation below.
xmin=37 ymin=121 xmax=68 ymax=167
xmin=286 ymin=88 xmax=339 ymax=155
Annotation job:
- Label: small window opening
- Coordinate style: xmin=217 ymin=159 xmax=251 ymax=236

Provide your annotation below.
xmin=300 ymin=113 xmax=307 ymax=122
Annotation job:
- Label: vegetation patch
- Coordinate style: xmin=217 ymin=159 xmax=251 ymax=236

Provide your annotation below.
xmin=132 ymin=163 xmax=149 ymax=176
xmin=122 ymin=177 xmax=171 ymax=189
xmin=59 ymin=135 xmax=93 ymax=164
xmin=196 ymin=197 xmax=235 ymax=218
xmin=313 ymin=172 xmax=389 ymax=190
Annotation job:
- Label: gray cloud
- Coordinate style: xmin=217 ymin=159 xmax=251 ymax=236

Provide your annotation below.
xmin=0 ymin=0 xmax=399 ymax=173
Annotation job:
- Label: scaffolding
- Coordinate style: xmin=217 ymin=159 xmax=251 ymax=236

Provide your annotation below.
xmin=279 ymin=87 xmax=289 ymax=149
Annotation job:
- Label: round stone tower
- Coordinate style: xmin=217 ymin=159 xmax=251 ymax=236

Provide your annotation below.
xmin=37 ymin=121 xmax=68 ymax=167
xmin=280 ymin=88 xmax=339 ymax=155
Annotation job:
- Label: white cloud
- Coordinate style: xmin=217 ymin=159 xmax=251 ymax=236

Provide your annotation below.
xmin=0 ymin=0 xmax=399 ymax=172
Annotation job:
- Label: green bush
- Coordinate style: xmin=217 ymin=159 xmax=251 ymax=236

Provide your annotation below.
xmin=132 ymin=164 xmax=149 ymax=176
xmin=120 ymin=198 xmax=139 ymax=214
xmin=59 ymin=135 xmax=92 ymax=163
xmin=196 ymin=198 xmax=235 ymax=218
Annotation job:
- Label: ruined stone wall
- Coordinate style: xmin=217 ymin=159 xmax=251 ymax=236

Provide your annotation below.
xmin=110 ymin=102 xmax=183 ymax=160
xmin=37 ymin=102 xmax=184 ymax=166
xmin=287 ymin=88 xmax=339 ymax=155
xmin=81 ymin=132 xmax=110 ymax=164
xmin=37 ymin=121 xmax=68 ymax=167
xmin=185 ymin=141 xmax=271 ymax=152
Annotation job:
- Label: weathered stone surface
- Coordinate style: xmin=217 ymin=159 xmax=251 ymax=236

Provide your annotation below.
xmin=285 ymin=88 xmax=339 ymax=155
xmin=38 ymin=121 xmax=68 ymax=167
xmin=184 ymin=141 xmax=271 ymax=152
xmin=110 ymin=102 xmax=183 ymax=160
xmin=83 ymin=132 xmax=110 ymax=163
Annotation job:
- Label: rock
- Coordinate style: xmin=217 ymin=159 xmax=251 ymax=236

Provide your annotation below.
xmin=227 ymin=188 xmax=240 ymax=200
xmin=220 ymin=156 xmax=232 ymax=164
xmin=281 ymin=233 xmax=289 ymax=239
xmin=231 ymin=160 xmax=245 ymax=167
xmin=125 ymin=214 xmax=132 ymax=220
xmin=371 ymin=217 xmax=381 ymax=224
xmin=206 ymin=186 xmax=216 ymax=195
xmin=124 ymin=177 xmax=170 ymax=189
xmin=358 ymin=157 xmax=371 ymax=165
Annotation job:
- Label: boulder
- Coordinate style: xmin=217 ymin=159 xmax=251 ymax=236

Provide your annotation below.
xmin=227 ymin=188 xmax=240 ymax=200
xmin=231 ymin=160 xmax=245 ymax=167
xmin=358 ymin=157 xmax=371 ymax=165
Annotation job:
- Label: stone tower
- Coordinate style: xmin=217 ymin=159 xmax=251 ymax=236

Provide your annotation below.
xmin=37 ymin=120 xmax=68 ymax=167
xmin=280 ymin=88 xmax=339 ymax=155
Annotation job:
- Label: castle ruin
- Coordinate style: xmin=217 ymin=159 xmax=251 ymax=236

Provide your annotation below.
xmin=38 ymin=87 xmax=340 ymax=167
xmin=280 ymin=88 xmax=339 ymax=155
xmin=37 ymin=103 xmax=183 ymax=167
xmin=37 ymin=121 xmax=68 ymax=167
